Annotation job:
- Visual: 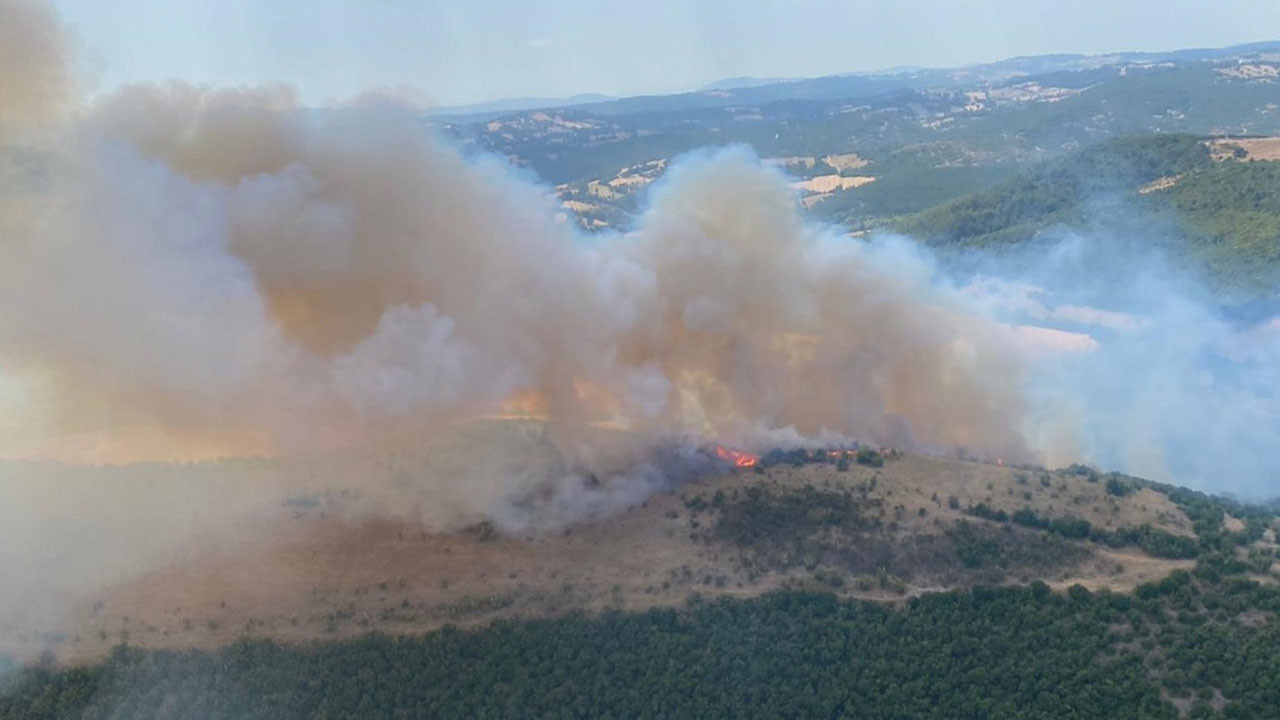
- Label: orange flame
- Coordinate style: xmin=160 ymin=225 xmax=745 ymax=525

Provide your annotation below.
xmin=713 ymin=445 xmax=758 ymax=468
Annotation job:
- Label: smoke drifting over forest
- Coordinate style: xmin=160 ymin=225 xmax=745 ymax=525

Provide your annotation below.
xmin=0 ymin=0 xmax=1278 ymax=632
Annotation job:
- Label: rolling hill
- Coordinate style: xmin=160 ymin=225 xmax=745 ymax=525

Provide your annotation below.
xmin=895 ymin=134 xmax=1280 ymax=294
xmin=433 ymin=40 xmax=1280 ymax=239
xmin=2 ymin=421 xmax=1278 ymax=717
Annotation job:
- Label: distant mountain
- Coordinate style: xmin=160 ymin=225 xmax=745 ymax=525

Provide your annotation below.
xmin=700 ymin=75 xmax=797 ymax=91
xmin=532 ymin=40 xmax=1280 ymax=118
xmin=426 ymin=41 xmax=1280 ymax=125
xmin=434 ymin=38 xmax=1280 ymax=294
xmin=426 ymin=93 xmax=614 ymax=119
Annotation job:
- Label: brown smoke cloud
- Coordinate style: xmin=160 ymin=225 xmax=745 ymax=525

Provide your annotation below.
xmin=0 ymin=0 xmax=1039 ymax=620
xmin=0 ymin=0 xmax=1031 ymax=477
xmin=0 ymin=0 xmax=69 ymax=131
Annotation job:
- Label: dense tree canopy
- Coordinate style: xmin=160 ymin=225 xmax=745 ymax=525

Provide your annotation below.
xmin=4 ymin=469 xmax=1275 ymax=719
xmin=893 ymin=134 xmax=1280 ymax=292
xmin=5 ymin=572 xmax=1280 ymax=719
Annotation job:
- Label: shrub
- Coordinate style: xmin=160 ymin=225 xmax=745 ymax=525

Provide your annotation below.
xmin=855 ymin=449 xmax=885 ymax=468
xmin=1105 ymin=476 xmax=1133 ymax=497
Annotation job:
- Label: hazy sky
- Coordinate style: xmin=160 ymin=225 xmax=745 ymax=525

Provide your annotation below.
xmin=50 ymin=0 xmax=1280 ymax=107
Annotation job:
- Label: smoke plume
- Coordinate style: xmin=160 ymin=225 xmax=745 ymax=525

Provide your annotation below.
xmin=2 ymin=0 xmax=1278 ymax=645
xmin=963 ymin=231 xmax=1280 ymax=497
xmin=0 ymin=1 xmax=1028 ymax=478
xmin=0 ymin=0 xmax=69 ymax=132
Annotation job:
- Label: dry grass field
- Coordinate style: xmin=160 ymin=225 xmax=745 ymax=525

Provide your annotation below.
xmin=1210 ymin=136 xmax=1280 ymax=161
xmin=1 ymin=421 xmax=1232 ymax=666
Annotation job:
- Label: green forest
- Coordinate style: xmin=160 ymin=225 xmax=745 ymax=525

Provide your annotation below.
xmin=895 ymin=134 xmax=1213 ymax=245
xmin=4 ymin=575 xmax=1279 ymax=719
xmin=4 ymin=475 xmax=1279 ymax=720
xmin=894 ymin=134 xmax=1280 ymax=291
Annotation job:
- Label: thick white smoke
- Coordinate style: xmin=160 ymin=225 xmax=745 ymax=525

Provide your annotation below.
xmin=965 ymin=233 xmax=1280 ymax=497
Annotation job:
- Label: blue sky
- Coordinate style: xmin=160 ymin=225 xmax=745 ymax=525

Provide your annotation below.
xmin=50 ymin=0 xmax=1280 ymax=107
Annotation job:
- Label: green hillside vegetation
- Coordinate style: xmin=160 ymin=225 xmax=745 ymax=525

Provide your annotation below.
xmin=4 ymin=467 xmax=1277 ymax=719
xmin=896 ymin=134 xmax=1213 ymax=243
xmin=684 ymin=482 xmax=1089 ymax=586
xmin=5 ymin=571 xmax=1279 ymax=718
xmin=1160 ymin=160 xmax=1280 ymax=289
xmin=954 ymin=66 xmax=1280 ymax=151
xmin=810 ymin=148 xmax=1023 ymax=228
xmin=895 ymin=134 xmax=1280 ymax=291
xmin=465 ymin=53 xmax=1280 ymax=240
xmin=462 ymin=57 xmax=1280 ymax=197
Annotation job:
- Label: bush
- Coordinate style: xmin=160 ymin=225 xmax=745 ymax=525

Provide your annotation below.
xmin=855 ymin=449 xmax=884 ymax=468
xmin=969 ymin=503 xmax=1009 ymax=523
xmin=1105 ymin=476 xmax=1133 ymax=497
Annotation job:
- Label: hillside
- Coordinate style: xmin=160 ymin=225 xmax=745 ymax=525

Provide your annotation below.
xmin=895 ymin=134 xmax=1216 ymax=244
xmin=0 ymin=445 xmax=1208 ymax=661
xmin=9 ymin=579 xmax=1280 ymax=718
xmin=434 ymin=42 xmax=1280 ymax=236
xmin=2 ymin=421 xmax=1278 ymax=716
xmin=895 ymin=134 xmax=1280 ymax=293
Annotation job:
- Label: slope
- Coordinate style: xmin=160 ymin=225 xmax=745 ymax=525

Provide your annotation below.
xmin=896 ymin=134 xmax=1280 ymax=293
xmin=2 ymin=430 xmax=1278 ymax=718
xmin=4 ymin=421 xmax=1273 ymax=669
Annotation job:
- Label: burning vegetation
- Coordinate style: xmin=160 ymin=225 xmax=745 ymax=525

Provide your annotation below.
xmin=711 ymin=445 xmax=759 ymax=468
